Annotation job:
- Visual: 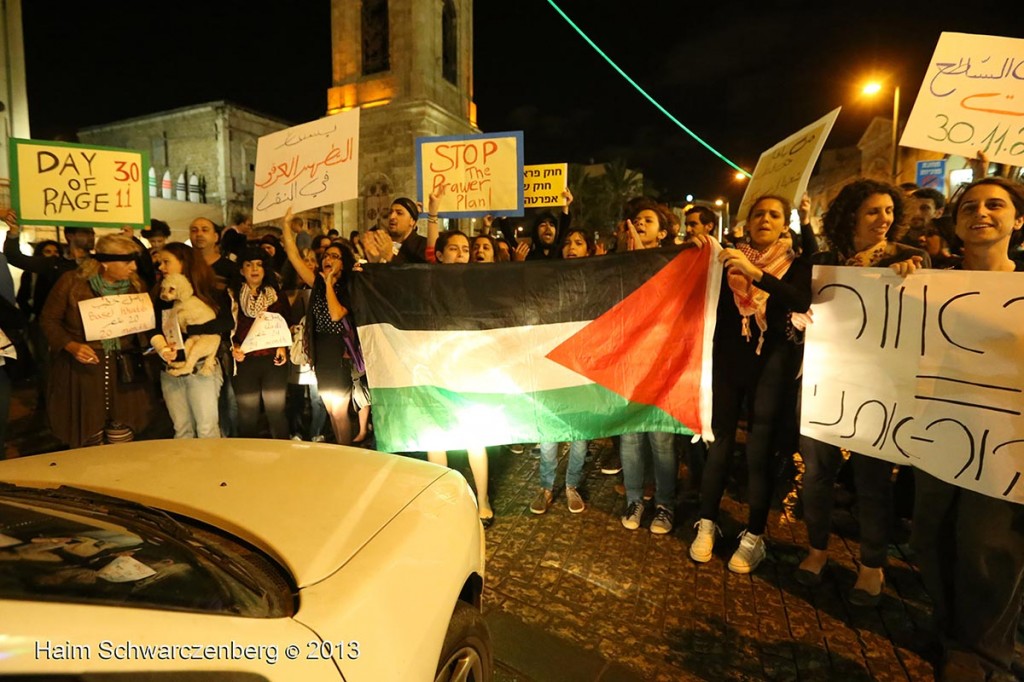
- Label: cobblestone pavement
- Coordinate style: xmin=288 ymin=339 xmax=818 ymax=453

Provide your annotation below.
xmin=477 ymin=440 xmax=939 ymax=682
xmin=6 ymin=389 xmax=1019 ymax=681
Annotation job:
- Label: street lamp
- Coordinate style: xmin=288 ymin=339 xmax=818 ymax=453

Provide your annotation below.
xmin=862 ymin=81 xmax=901 ymax=183
xmin=714 ymin=198 xmax=731 ymax=241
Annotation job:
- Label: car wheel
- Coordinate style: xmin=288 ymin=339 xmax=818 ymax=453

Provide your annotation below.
xmin=434 ymin=601 xmax=492 ymax=682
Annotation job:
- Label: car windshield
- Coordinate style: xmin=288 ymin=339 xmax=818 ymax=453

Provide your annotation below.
xmin=0 ymin=484 xmax=295 ymax=618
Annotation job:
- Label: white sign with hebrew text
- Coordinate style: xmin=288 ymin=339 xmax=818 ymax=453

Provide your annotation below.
xmin=801 ymin=266 xmax=1024 ymax=503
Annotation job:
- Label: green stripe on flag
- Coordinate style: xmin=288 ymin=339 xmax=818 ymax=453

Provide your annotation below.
xmin=370 ymin=383 xmax=693 ymax=453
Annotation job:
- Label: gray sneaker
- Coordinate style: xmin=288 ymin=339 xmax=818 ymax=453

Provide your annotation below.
xmin=621 ymin=500 xmax=644 ymax=530
xmin=566 ymin=486 xmax=585 ymax=514
xmin=529 ymin=488 xmax=553 ymax=514
xmin=650 ymin=505 xmax=674 ymax=535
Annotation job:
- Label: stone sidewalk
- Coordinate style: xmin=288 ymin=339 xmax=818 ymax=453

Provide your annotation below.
xmin=475 ymin=440 xmax=939 ymax=682
xmin=5 ymin=388 xmax=1018 ymax=682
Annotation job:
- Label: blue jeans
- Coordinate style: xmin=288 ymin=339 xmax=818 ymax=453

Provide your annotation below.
xmin=161 ymin=370 xmax=223 ymax=439
xmin=621 ymin=432 xmax=677 ymax=507
xmin=539 ymin=440 xmax=587 ymax=490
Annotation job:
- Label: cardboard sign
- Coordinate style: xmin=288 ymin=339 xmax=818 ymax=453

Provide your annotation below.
xmin=523 ymin=163 xmax=567 ymax=208
xmin=416 ymin=131 xmax=524 ymax=218
xmin=253 ymin=109 xmax=360 ymax=223
xmin=79 ymin=294 xmax=155 ymax=341
xmin=901 ymin=33 xmax=1024 ymax=166
xmin=239 ymin=312 xmax=292 ymax=353
xmin=736 ymin=109 xmax=840 ymax=226
xmin=801 ymin=266 xmax=1024 ymax=503
xmin=9 ymin=139 xmax=150 ymax=228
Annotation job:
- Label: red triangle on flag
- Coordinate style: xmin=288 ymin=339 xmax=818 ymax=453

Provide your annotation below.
xmin=546 ymin=248 xmax=712 ymax=430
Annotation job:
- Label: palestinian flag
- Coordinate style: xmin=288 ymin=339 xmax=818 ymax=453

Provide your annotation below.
xmin=350 ymin=244 xmax=722 ymax=453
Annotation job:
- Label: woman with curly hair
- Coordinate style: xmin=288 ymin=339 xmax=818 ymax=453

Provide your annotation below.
xmin=795 ymin=179 xmax=929 ymax=605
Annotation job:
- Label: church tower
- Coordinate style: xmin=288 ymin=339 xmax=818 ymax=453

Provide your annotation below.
xmin=328 ymin=0 xmax=477 ymax=231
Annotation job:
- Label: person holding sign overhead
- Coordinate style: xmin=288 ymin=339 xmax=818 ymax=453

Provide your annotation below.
xmin=795 ymin=179 xmax=929 ymax=604
xmin=910 ymin=176 xmax=1024 ymax=682
xmin=40 ymin=235 xmax=155 ymax=448
xmin=281 ymin=208 xmax=364 ymax=446
xmin=230 ymin=247 xmax=291 ymax=439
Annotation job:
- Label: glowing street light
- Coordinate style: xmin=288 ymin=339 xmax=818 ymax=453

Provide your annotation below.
xmin=862 ymin=80 xmax=901 ymax=183
xmin=734 ymin=171 xmax=748 ymax=182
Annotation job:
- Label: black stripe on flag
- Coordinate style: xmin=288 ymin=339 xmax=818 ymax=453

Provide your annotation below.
xmin=351 ymin=245 xmax=693 ymax=332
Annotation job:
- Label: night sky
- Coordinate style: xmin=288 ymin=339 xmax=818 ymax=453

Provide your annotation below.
xmin=19 ymin=1 xmax=1024 ymax=206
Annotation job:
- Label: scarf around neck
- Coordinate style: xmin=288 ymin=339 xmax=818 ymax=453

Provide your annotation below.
xmin=726 ymin=240 xmax=794 ymax=355
xmin=239 ymin=284 xmax=277 ymax=319
xmin=88 ymin=274 xmax=133 ymax=353
xmin=845 ymin=240 xmax=889 ymax=267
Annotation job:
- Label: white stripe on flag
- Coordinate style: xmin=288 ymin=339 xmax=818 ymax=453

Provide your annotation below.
xmin=698 ymin=240 xmax=724 ymax=441
xmin=360 ymin=321 xmax=592 ymax=393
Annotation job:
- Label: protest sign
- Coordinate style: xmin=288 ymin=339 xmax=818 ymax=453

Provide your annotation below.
xmin=79 ymin=294 xmax=155 ymax=341
xmin=239 ymin=312 xmax=292 ymax=353
xmin=161 ymin=309 xmax=185 ymax=350
xmin=253 ymin=109 xmax=360 ymax=223
xmin=736 ymin=109 xmax=840 ymax=226
xmin=901 ymin=33 xmax=1024 ymax=166
xmin=801 ymin=266 xmax=1024 ymax=503
xmin=9 ymin=139 xmax=150 ymax=228
xmin=523 ymin=163 xmax=567 ymax=208
xmin=416 ymin=131 xmax=524 ymax=218
xmin=916 ymin=159 xmax=946 ymax=189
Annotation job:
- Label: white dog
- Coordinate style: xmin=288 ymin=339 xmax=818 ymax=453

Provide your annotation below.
xmin=150 ymin=273 xmax=221 ymax=377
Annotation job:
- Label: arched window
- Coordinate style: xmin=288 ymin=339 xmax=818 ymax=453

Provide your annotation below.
xmin=362 ymin=0 xmax=390 ymax=75
xmin=442 ymin=0 xmax=457 ymax=84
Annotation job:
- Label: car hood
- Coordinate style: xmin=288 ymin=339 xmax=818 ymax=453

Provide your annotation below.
xmin=0 ymin=439 xmax=451 ymax=588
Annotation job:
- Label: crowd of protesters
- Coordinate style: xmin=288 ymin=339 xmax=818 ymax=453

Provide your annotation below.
xmin=0 ymin=155 xmax=1022 ymax=681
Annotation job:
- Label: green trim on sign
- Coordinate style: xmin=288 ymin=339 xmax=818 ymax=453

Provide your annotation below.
xmin=370 ymin=383 xmax=693 ymax=453
xmin=8 ymin=138 xmax=151 ymax=229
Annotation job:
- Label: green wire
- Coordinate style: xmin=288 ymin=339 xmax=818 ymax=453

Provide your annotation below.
xmin=546 ymin=0 xmax=752 ymax=178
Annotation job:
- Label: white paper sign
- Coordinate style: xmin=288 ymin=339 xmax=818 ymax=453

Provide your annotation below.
xmin=97 ymin=555 xmax=157 ymax=583
xmin=736 ymin=109 xmax=840 ymax=227
xmin=253 ymin=109 xmax=360 ymax=223
xmin=801 ymin=266 xmax=1024 ymax=503
xmin=161 ymin=309 xmax=185 ymax=349
xmin=239 ymin=312 xmax=292 ymax=354
xmin=78 ymin=294 xmax=155 ymax=341
xmin=901 ymin=32 xmax=1024 ymax=166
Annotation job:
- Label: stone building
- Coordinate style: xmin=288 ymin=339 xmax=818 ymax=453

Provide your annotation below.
xmin=805 ymin=116 xmax=956 ymax=228
xmin=76 ymin=101 xmax=292 ymax=236
xmin=327 ymin=0 xmax=477 ymax=232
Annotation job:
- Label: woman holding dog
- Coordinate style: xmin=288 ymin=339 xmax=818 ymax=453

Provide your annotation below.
xmin=40 ymin=234 xmax=155 ymax=448
xmin=153 ymin=243 xmax=233 ymax=439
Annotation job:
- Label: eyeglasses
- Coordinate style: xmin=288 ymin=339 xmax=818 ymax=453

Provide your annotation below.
xmin=322 ymin=252 xmax=342 ymax=261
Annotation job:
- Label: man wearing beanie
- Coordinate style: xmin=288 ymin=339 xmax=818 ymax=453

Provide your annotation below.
xmin=365 ymin=196 xmax=428 ymax=264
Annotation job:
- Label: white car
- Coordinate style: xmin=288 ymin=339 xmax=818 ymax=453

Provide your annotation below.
xmin=0 ymin=439 xmax=491 ymax=681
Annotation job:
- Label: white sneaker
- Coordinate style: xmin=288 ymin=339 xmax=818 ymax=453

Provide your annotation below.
xmin=311 ymin=435 xmax=326 ymax=443
xmin=689 ymin=518 xmax=719 ymax=563
xmin=728 ymin=530 xmax=766 ymax=574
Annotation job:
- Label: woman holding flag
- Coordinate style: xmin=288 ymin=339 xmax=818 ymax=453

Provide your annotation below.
xmin=688 ymin=195 xmax=812 ymax=573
